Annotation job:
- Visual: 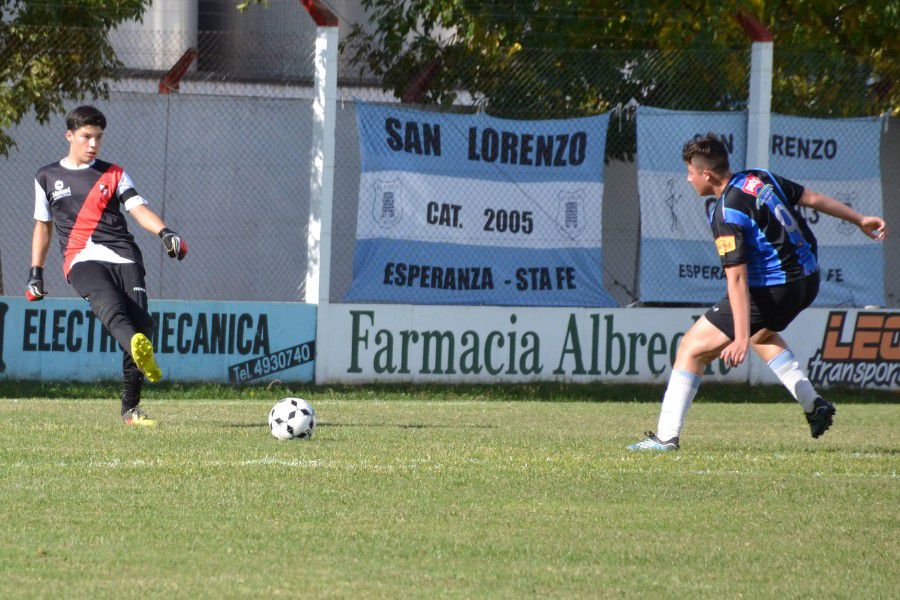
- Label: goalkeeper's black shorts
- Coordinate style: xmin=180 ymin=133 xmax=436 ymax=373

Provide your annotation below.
xmin=68 ymin=261 xmax=152 ymax=352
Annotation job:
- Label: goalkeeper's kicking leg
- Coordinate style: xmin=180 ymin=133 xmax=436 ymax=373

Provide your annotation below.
xmin=68 ymin=262 xmax=160 ymax=425
xmin=120 ymin=273 xmax=157 ymax=426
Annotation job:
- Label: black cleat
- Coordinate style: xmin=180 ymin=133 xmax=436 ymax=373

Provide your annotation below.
xmin=805 ymin=398 xmax=836 ymax=439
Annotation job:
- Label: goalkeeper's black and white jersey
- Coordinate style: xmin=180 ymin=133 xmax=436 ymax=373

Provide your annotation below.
xmin=34 ymin=159 xmax=148 ymax=279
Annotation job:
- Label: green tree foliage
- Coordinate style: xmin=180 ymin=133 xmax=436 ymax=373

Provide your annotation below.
xmin=0 ymin=0 xmax=149 ymax=155
xmin=769 ymin=1 xmax=899 ymax=117
xmin=342 ymin=0 xmax=898 ymax=122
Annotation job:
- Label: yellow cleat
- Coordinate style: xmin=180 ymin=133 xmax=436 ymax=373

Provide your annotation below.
xmin=122 ymin=407 xmax=157 ymax=427
xmin=131 ymin=333 xmax=162 ymax=382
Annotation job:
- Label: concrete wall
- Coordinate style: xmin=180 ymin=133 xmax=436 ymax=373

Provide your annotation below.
xmin=0 ymin=92 xmax=312 ymax=302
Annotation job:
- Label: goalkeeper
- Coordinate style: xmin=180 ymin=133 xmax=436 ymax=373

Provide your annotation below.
xmin=27 ymin=105 xmax=188 ymax=427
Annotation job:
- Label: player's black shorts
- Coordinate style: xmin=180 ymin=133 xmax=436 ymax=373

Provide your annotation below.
xmin=68 ymin=261 xmax=152 ymax=349
xmin=705 ymin=271 xmax=820 ymax=339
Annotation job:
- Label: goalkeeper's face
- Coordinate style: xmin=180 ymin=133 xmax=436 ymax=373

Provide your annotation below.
xmin=685 ymin=160 xmax=715 ymax=196
xmin=65 ymin=125 xmax=104 ymax=166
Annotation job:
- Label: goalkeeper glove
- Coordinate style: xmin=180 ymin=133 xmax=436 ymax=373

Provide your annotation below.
xmin=159 ymin=228 xmax=188 ymax=261
xmin=25 ymin=266 xmax=45 ymax=301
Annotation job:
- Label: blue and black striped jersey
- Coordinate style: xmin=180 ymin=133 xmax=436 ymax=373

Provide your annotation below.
xmin=710 ymin=169 xmax=818 ymax=287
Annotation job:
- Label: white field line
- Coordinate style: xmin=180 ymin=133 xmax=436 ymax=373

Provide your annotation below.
xmin=0 ymin=399 xmax=503 ymax=407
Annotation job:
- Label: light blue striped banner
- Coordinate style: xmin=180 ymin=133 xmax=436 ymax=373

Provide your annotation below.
xmin=348 ymin=104 xmax=617 ymax=306
xmin=637 ymin=107 xmax=885 ymax=307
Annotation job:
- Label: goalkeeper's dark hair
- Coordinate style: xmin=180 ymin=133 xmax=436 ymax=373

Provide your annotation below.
xmin=682 ymin=133 xmax=730 ymax=174
xmin=66 ymin=105 xmax=107 ymax=132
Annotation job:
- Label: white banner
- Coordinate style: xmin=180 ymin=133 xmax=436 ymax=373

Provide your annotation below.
xmin=318 ymin=303 xmax=743 ymax=383
xmin=749 ymin=308 xmax=899 ymax=388
xmin=316 ymin=304 xmax=899 ymax=389
xmin=356 ymin=171 xmax=603 ymax=248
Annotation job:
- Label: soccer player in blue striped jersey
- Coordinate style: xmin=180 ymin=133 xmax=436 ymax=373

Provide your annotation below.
xmin=629 ymin=134 xmax=887 ymax=451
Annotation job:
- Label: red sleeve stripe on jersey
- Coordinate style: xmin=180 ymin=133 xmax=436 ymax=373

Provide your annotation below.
xmin=62 ymin=164 xmax=123 ymax=277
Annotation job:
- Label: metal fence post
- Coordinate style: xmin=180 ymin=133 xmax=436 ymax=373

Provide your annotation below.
xmin=738 ymin=12 xmax=773 ymax=170
xmin=300 ymin=0 xmax=339 ymax=385
xmin=302 ymin=1 xmax=338 ymax=306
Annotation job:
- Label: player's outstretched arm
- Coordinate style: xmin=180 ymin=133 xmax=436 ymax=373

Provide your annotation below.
xmin=27 ymin=221 xmax=53 ymax=301
xmin=798 ymin=189 xmax=887 ymax=240
xmin=128 ymin=204 xmax=188 ymax=260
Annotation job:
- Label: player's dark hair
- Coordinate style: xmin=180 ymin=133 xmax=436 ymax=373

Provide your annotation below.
xmin=682 ymin=133 xmax=730 ymax=174
xmin=66 ymin=105 xmax=106 ymax=131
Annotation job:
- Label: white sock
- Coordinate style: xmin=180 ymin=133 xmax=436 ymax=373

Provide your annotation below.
xmin=768 ymin=349 xmax=818 ymax=412
xmin=656 ymin=370 xmax=701 ymax=441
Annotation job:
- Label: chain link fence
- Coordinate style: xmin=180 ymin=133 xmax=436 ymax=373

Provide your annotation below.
xmin=1 ymin=23 xmax=895 ymax=307
xmin=0 ymin=27 xmax=316 ymax=302
xmin=332 ymin=48 xmax=751 ymax=307
xmin=332 ymin=45 xmax=896 ymax=307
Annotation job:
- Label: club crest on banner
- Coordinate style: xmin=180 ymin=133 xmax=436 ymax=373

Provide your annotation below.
xmin=372 ymin=179 xmax=403 ymax=229
xmin=556 ymin=189 xmax=586 ymax=239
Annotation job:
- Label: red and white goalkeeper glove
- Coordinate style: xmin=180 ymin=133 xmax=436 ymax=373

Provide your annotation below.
xmin=25 ymin=266 xmax=45 ymax=301
xmin=159 ymin=228 xmax=188 ymax=261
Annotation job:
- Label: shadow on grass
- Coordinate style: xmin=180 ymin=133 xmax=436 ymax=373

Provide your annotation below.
xmin=1 ymin=379 xmax=896 ymax=404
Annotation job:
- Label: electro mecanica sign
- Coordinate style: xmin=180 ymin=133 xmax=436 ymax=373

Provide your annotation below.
xmin=0 ymin=297 xmax=316 ymax=383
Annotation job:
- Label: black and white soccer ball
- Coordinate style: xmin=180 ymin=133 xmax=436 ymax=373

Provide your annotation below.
xmin=268 ymin=397 xmax=316 ymax=440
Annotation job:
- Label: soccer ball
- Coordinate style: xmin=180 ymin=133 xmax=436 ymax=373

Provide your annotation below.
xmin=268 ymin=397 xmax=316 ymax=440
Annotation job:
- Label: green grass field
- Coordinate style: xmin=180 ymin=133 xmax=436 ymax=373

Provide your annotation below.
xmin=0 ymin=382 xmax=897 ymax=599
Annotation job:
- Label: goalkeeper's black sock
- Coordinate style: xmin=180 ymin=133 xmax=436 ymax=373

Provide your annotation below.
xmin=121 ymin=370 xmax=144 ymax=415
